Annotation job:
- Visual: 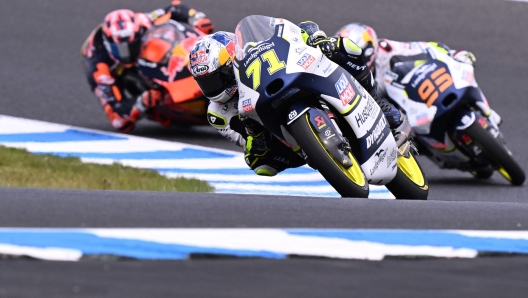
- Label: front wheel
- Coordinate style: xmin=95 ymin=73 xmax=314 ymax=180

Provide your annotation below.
xmin=289 ymin=113 xmax=369 ymax=198
xmin=385 ymin=153 xmax=429 ymax=200
xmin=464 ymin=121 xmax=525 ymax=186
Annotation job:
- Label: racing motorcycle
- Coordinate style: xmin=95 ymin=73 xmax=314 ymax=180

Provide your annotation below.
xmin=233 ymin=15 xmax=429 ymax=199
xmin=134 ymin=18 xmax=209 ymax=126
xmin=383 ymin=44 xmax=525 ymax=185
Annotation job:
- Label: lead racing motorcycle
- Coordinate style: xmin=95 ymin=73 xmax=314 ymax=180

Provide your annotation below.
xmin=382 ymin=44 xmax=525 ymax=185
xmin=233 ymin=15 xmax=429 ymax=199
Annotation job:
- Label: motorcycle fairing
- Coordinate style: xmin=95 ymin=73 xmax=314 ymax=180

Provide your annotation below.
xmin=234 ymin=16 xmax=397 ymax=183
xmin=384 ymin=46 xmax=505 ymax=171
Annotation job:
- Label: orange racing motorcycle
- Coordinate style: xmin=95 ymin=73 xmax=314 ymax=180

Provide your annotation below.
xmin=135 ymin=18 xmax=209 ymax=126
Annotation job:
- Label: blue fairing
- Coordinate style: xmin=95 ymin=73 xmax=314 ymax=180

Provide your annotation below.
xmin=235 ymin=24 xmax=356 ymax=139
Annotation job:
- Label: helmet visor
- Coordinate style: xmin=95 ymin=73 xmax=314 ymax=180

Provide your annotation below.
xmin=195 ymin=66 xmax=234 ymax=98
xmin=105 ymin=38 xmax=141 ymax=65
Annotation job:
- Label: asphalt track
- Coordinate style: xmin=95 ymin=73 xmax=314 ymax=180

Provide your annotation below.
xmin=1 ymin=188 xmax=528 ymax=229
xmin=1 ymin=0 xmax=528 ymax=296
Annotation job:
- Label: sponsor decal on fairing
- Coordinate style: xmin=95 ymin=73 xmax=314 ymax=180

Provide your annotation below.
xmin=370 ymin=148 xmax=387 ymax=176
xmin=354 ymin=97 xmax=377 ymax=128
xmin=297 ymin=53 xmax=316 ymax=70
xmin=244 ymin=42 xmax=275 ymax=67
xmin=335 ymin=73 xmax=356 ymax=106
xmin=242 ymin=99 xmax=254 ymax=113
xmin=366 ymin=116 xmax=387 ymax=149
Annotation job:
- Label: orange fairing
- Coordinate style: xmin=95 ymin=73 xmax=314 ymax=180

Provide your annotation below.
xmin=142 ymin=39 xmax=172 ymax=62
xmin=156 ymin=76 xmax=203 ymax=104
xmin=154 ymin=13 xmax=172 ymax=26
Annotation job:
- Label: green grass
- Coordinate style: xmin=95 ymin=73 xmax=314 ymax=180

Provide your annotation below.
xmin=0 ymin=146 xmax=214 ymax=192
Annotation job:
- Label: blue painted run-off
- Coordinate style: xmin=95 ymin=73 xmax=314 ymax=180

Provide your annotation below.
xmin=0 ymin=232 xmax=285 ymax=260
xmin=286 ymin=230 xmax=528 ymax=254
xmin=0 ymin=230 xmax=527 ymax=260
xmin=0 ymin=129 xmax=127 ymax=142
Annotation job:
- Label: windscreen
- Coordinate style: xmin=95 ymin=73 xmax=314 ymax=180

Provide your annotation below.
xmin=235 ymin=15 xmax=282 ymax=60
xmin=141 ymin=23 xmax=185 ymax=63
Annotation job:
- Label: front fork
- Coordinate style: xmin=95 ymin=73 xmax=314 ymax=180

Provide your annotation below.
xmin=452 ymin=109 xmax=507 ymax=161
xmin=286 ymin=101 xmax=352 ymax=169
xmin=392 ymin=115 xmax=416 ymax=157
xmin=306 ymin=108 xmax=353 ymax=169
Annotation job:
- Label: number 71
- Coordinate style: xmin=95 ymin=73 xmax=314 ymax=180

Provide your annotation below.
xmin=245 ymin=49 xmax=286 ymax=90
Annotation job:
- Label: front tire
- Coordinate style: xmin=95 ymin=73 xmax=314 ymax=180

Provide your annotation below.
xmin=289 ymin=113 xmax=369 ymax=198
xmin=465 ymin=121 xmax=525 ymax=186
xmin=385 ymin=153 xmax=429 ymax=200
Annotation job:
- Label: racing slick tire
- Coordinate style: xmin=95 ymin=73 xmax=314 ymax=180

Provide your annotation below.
xmin=465 ymin=121 xmax=525 ymax=186
xmin=289 ymin=113 xmax=369 ymax=198
xmin=385 ymin=153 xmax=429 ymax=200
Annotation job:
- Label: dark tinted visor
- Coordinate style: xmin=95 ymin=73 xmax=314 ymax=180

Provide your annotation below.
xmin=107 ymin=38 xmax=141 ymax=65
xmin=195 ymin=66 xmax=234 ymax=98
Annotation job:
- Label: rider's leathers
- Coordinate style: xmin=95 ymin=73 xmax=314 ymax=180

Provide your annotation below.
xmin=81 ymin=2 xmax=204 ymax=132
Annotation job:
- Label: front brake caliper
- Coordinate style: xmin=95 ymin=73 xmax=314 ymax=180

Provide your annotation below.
xmin=309 ymin=109 xmax=352 ymax=168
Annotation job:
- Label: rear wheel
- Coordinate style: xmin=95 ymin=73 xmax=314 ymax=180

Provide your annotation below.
xmin=385 ymin=153 xmax=429 ymax=200
xmin=464 ymin=121 xmax=525 ymax=185
xmin=289 ymin=113 xmax=369 ymax=198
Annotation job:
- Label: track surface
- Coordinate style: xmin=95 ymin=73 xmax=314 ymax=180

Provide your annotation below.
xmin=1 ymin=0 xmax=528 ymax=296
xmin=0 ymin=188 xmax=527 ymax=229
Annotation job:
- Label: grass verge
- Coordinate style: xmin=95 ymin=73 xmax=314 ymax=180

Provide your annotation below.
xmin=0 ymin=146 xmax=214 ymax=192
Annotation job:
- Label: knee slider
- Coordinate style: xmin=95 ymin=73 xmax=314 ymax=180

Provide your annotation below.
xmin=253 ymin=165 xmax=278 ymax=177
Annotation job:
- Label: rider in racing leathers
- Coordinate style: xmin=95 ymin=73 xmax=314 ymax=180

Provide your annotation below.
xmin=189 ymin=21 xmax=404 ymax=177
xmin=335 ymin=23 xmax=502 ymax=127
xmin=81 ymin=1 xmax=214 ymax=132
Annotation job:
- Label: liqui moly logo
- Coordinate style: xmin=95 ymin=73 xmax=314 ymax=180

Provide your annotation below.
xmin=242 ymin=99 xmax=253 ymax=113
xmin=335 ymin=73 xmax=356 ymax=106
xmin=297 ymin=53 xmax=316 ymax=70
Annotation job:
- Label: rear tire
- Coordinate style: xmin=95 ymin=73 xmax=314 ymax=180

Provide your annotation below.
xmin=289 ymin=113 xmax=369 ymax=198
xmin=465 ymin=121 xmax=525 ymax=185
xmin=385 ymin=153 xmax=429 ymax=200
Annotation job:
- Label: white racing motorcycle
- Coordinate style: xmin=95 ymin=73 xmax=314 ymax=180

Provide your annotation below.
xmin=233 ymin=15 xmax=429 ymax=199
xmin=383 ymin=43 xmax=525 ymax=185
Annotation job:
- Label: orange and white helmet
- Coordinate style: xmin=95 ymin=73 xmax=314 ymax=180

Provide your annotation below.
xmin=336 ymin=23 xmax=378 ymax=68
xmin=102 ymin=9 xmax=152 ymax=66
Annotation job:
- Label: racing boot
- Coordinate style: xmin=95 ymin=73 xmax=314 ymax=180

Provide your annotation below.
xmin=489 ymin=109 xmax=502 ymax=127
xmin=378 ymin=98 xmax=403 ymax=129
xmin=370 ymin=90 xmax=403 ymax=129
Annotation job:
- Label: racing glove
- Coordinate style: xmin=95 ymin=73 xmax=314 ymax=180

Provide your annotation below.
xmin=311 ymin=37 xmax=339 ymax=60
xmin=190 ymin=12 xmax=214 ymax=34
xmin=451 ymin=50 xmax=476 ymax=65
xmin=135 ymin=89 xmax=162 ymax=113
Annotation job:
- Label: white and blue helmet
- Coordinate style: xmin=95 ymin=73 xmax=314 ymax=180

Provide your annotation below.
xmin=190 ymin=31 xmax=238 ymax=104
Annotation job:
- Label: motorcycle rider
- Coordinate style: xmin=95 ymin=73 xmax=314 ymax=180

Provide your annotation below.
xmin=335 ymin=23 xmax=501 ymax=126
xmin=189 ymin=21 xmax=403 ymax=176
xmin=81 ymin=1 xmax=214 ymax=132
